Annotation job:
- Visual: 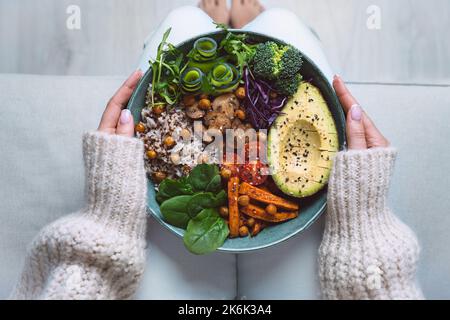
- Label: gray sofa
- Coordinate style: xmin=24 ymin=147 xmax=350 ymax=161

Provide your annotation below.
xmin=1 ymin=74 xmax=449 ymax=299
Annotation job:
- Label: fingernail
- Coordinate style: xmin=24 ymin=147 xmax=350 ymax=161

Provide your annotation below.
xmin=350 ymin=104 xmax=362 ymax=121
xmin=334 ymin=74 xmax=341 ymax=80
xmin=120 ymin=109 xmax=131 ymax=124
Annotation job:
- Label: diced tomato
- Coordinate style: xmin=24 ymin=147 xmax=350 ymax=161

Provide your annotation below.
xmin=244 ymin=141 xmax=268 ymax=163
xmin=239 ymin=160 xmax=269 ymax=186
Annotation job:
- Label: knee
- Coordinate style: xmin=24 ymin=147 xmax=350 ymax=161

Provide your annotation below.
xmin=259 ymin=8 xmax=300 ymax=25
xmin=165 ymin=5 xmax=209 ymax=23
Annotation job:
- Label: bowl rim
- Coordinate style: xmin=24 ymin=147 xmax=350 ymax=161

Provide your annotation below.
xmin=128 ymin=29 xmax=346 ymax=254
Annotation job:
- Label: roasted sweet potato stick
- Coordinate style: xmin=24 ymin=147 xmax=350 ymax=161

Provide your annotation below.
xmin=241 ymin=204 xmax=298 ymax=223
xmin=251 ymin=220 xmax=267 ymax=237
xmin=251 ymin=221 xmax=262 ymax=237
xmin=228 ymin=177 xmax=240 ymax=238
xmin=239 ymin=182 xmax=299 ymax=211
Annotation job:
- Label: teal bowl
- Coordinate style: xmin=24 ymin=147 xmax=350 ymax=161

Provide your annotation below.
xmin=127 ymin=30 xmax=346 ymax=253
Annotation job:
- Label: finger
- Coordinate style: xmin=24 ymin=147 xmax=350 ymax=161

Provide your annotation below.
xmin=363 ymin=112 xmax=390 ymax=148
xmin=116 ymin=109 xmax=135 ymax=138
xmin=347 ymin=104 xmax=367 ymax=150
xmin=333 ymin=75 xmax=358 ymax=114
xmin=98 ymin=70 xmax=142 ymax=131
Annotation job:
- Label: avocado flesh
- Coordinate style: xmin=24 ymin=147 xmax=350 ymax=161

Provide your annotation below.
xmin=268 ymin=82 xmax=339 ymax=198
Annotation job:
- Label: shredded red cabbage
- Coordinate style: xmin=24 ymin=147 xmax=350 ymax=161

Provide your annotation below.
xmin=243 ymin=68 xmax=287 ymax=129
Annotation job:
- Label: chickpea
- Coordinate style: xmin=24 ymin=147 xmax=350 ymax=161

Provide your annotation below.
xmin=266 ymin=204 xmax=277 ymax=215
xmin=153 ymin=171 xmax=167 ymax=183
xmin=183 ymin=95 xmax=196 ymax=107
xmin=239 ymin=226 xmax=250 ymax=237
xmin=220 ymin=168 xmax=232 ymax=180
xmin=146 ymin=150 xmax=157 ymax=160
xmin=153 ymin=105 xmax=165 ymax=116
xmin=235 ymin=87 xmax=246 ymax=100
xmin=135 ymin=122 xmax=146 ymax=133
xmin=197 ymin=153 xmax=209 ymax=164
xmin=246 ymin=217 xmax=256 ymax=228
xmin=170 ymin=153 xmax=181 ymax=165
xmin=199 ymin=94 xmax=209 ymax=100
xmin=239 ymin=219 xmax=245 ymax=227
xmin=238 ymin=195 xmax=250 ymax=207
xmin=270 ymin=91 xmax=278 ymax=99
xmin=219 ymin=207 xmax=229 ymax=218
xmin=164 ymin=136 xmax=176 ymax=149
xmin=198 ymin=98 xmax=212 ymax=110
xmin=235 ymin=110 xmax=246 ymax=121
xmin=180 ymin=128 xmax=191 ymax=140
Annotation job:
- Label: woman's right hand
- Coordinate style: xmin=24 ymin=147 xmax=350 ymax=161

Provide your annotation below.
xmin=333 ymin=75 xmax=389 ymax=150
xmin=98 ymin=70 xmax=143 ymax=137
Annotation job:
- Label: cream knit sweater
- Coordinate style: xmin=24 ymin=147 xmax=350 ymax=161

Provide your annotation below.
xmin=319 ymin=148 xmax=423 ymax=300
xmin=10 ymin=133 xmax=423 ymax=300
xmin=10 ymin=132 xmax=147 ymax=299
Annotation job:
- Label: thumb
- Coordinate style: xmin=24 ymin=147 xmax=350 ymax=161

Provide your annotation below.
xmin=347 ymin=104 xmax=367 ymax=150
xmin=116 ymin=109 xmax=135 ymax=138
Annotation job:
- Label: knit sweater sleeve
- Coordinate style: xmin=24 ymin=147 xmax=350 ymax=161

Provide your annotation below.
xmin=10 ymin=132 xmax=147 ymax=300
xmin=318 ymin=148 xmax=424 ymax=300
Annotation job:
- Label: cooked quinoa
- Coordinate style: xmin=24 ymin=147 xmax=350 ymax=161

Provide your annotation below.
xmin=138 ymin=85 xmax=221 ymax=181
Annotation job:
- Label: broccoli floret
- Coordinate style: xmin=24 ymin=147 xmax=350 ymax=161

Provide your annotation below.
xmin=251 ymin=41 xmax=303 ymax=81
xmin=274 ymin=74 xmax=303 ymax=96
xmin=251 ymin=42 xmax=280 ymax=80
xmin=279 ymin=46 xmax=303 ymax=79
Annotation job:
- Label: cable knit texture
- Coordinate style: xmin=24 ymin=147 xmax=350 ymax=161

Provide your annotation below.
xmin=319 ymin=148 xmax=423 ymax=300
xmin=10 ymin=132 xmax=147 ymax=300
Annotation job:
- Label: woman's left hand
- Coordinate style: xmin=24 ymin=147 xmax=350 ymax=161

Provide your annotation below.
xmin=98 ymin=70 xmax=143 ymax=137
xmin=333 ymin=75 xmax=390 ymax=150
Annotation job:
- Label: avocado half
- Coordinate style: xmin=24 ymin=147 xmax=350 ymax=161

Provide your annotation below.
xmin=268 ymin=82 xmax=339 ymax=198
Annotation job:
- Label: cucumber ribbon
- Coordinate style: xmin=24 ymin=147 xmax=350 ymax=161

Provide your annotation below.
xmin=181 ymin=63 xmax=240 ymax=95
xmin=208 ymin=63 xmax=240 ymax=94
xmin=181 ymin=67 xmax=204 ymax=93
xmin=182 ymin=37 xmax=241 ymax=95
xmin=190 ymin=37 xmax=218 ymax=62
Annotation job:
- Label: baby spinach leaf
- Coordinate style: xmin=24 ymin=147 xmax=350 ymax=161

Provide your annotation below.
xmin=188 ymin=164 xmax=220 ymax=192
xmin=156 ymin=179 xmax=194 ymax=204
xmin=183 ymin=208 xmax=229 ymax=255
xmin=205 ymin=175 xmax=222 ymax=193
xmin=160 ymin=195 xmax=193 ymax=229
xmin=214 ymin=190 xmax=227 ymax=205
xmin=187 ymin=191 xmax=227 ymax=218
